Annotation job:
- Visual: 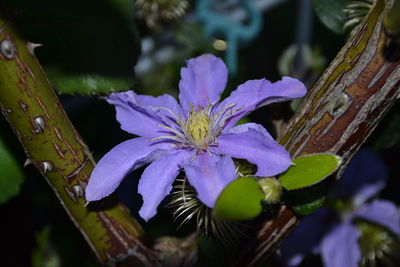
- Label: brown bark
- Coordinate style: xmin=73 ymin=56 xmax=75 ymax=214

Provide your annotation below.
xmin=235 ymin=0 xmax=400 ymax=265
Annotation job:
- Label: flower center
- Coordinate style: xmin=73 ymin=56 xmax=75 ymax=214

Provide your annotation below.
xmin=152 ymin=102 xmax=238 ymax=151
xmin=356 ymin=220 xmax=400 ymax=266
xmin=185 ymin=110 xmax=211 ymax=148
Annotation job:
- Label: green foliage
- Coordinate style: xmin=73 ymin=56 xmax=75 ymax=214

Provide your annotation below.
xmin=384 ymin=0 xmax=400 ymax=37
xmin=278 ymin=44 xmax=326 ymax=77
xmin=214 ymin=178 xmax=264 ymax=220
xmin=313 ymin=0 xmax=347 ymax=34
xmin=279 ymin=153 xmax=342 ymax=190
xmin=292 ymin=197 xmax=326 ymax=215
xmin=0 ymin=136 xmax=24 ymax=204
xmin=9 ymin=0 xmax=140 ymax=95
xmin=46 ymin=68 xmax=132 ymax=95
xmin=31 ymin=227 xmax=61 ymax=267
xmin=280 ymin=154 xmax=341 ymax=215
xmin=283 ymin=179 xmax=332 ymax=216
xmin=32 ymin=226 xmax=97 ymax=267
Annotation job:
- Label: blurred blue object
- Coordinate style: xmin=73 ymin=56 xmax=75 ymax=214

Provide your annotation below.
xmin=330 ymin=149 xmax=389 ymax=208
xmin=196 ymin=0 xmax=283 ymax=74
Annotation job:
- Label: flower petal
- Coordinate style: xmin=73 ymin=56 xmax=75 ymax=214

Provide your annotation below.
xmin=219 ymin=77 xmax=306 ymax=130
xmin=134 ymin=93 xmax=183 ymax=119
xmin=330 ymin=149 xmax=388 ymax=206
xmin=354 ymin=199 xmax=400 ymax=235
xmin=224 ymin=122 xmax=273 ymax=139
xmin=215 ymin=128 xmax=292 ymax=177
xmin=85 ymin=137 xmax=169 ymax=202
xmin=179 ymin=54 xmax=228 ymax=112
xmin=138 ymin=150 xmax=193 ymax=221
xmin=321 ymin=224 xmax=361 ymax=267
xmin=278 ymin=208 xmax=335 ymax=266
xmin=183 ymin=153 xmax=236 ymax=208
xmin=108 ymin=91 xmax=180 ymax=138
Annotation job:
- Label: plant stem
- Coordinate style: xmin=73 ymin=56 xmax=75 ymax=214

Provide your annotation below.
xmin=0 ymin=19 xmax=158 ymax=266
xmin=235 ymin=0 xmax=400 ymax=265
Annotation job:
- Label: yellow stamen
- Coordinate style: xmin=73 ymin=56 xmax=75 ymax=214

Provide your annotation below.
xmin=186 ymin=112 xmax=211 ymax=147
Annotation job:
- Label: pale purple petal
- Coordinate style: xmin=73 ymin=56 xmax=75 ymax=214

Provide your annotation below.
xmin=321 ymin=224 xmax=361 ymax=267
xmin=183 ymin=153 xmax=236 ymax=208
xmin=218 ymin=77 xmax=306 ymax=130
xmin=224 ymin=122 xmax=273 ymax=139
xmin=331 ymin=149 xmax=388 ymax=206
xmin=107 ymin=91 xmax=167 ymax=138
xmin=134 ymin=93 xmax=183 ymax=119
xmin=85 ymin=137 xmax=169 ymax=201
xmin=278 ymin=208 xmax=335 ymax=266
xmin=214 ymin=129 xmax=292 ymax=177
xmin=138 ymin=150 xmax=193 ymax=221
xmin=354 ymin=199 xmax=400 ymax=235
xmin=179 ymin=54 xmax=228 ymax=112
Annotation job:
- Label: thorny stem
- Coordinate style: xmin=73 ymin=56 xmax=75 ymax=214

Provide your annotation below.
xmin=0 ymin=19 xmax=159 ymax=266
xmin=235 ymin=0 xmax=400 ymax=266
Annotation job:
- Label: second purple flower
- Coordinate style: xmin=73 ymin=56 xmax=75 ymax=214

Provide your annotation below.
xmin=85 ymin=54 xmax=307 ymax=221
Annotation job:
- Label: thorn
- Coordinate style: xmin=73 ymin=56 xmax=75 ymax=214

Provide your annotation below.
xmin=39 ymin=161 xmax=53 ymax=173
xmin=72 ymin=184 xmax=84 ymax=197
xmin=84 ymin=201 xmax=90 ymax=207
xmin=33 ymin=116 xmax=46 ymax=133
xmin=23 ymin=158 xmax=32 ymax=167
xmin=27 ymin=41 xmax=43 ymax=56
xmin=0 ymin=39 xmax=15 ymax=59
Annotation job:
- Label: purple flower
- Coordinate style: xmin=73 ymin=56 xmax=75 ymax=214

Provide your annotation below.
xmin=278 ymin=150 xmax=400 ymax=267
xmin=85 ymin=54 xmax=306 ymax=221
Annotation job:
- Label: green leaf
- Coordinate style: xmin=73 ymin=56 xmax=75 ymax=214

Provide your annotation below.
xmin=0 ymin=137 xmax=24 ymax=204
xmin=283 ymin=179 xmax=331 ymax=216
xmin=279 ymin=153 xmax=342 ymax=191
xmin=313 ymin=0 xmax=347 ymax=34
xmin=292 ymin=197 xmax=326 ymax=215
xmin=214 ymin=178 xmax=264 ymax=220
xmin=46 ymin=68 xmax=132 ymax=95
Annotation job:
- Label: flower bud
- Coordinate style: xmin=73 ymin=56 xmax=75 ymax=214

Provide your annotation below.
xmin=258 ymin=177 xmax=282 ymax=204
